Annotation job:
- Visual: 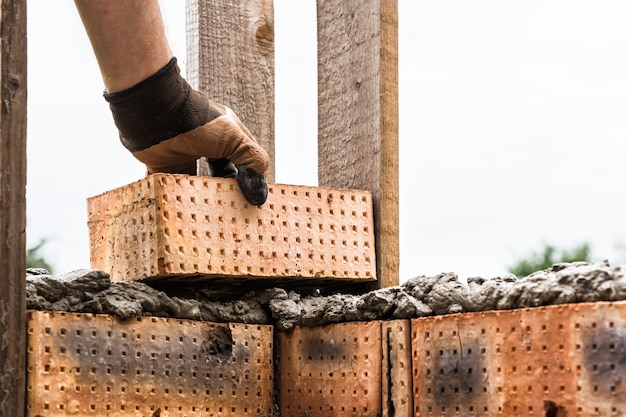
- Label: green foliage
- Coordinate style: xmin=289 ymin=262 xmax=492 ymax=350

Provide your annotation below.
xmin=508 ymin=242 xmax=591 ymax=279
xmin=27 ymin=239 xmax=54 ymax=273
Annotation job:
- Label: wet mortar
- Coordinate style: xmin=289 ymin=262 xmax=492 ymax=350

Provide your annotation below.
xmin=26 ymin=261 xmax=626 ymax=331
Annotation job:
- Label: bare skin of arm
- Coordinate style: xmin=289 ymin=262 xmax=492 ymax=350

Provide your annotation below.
xmin=74 ymin=0 xmax=172 ymax=93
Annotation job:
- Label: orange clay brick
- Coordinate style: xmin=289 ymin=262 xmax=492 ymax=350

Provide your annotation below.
xmin=87 ymin=173 xmax=376 ymax=283
xmin=411 ymin=301 xmax=626 ymax=416
xmin=277 ymin=321 xmax=383 ymax=417
xmin=26 ymin=311 xmax=274 ymax=417
xmin=277 ymin=320 xmax=413 ymax=417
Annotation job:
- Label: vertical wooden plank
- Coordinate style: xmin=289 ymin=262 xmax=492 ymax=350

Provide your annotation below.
xmin=0 ymin=0 xmax=27 ymax=415
xmin=317 ymin=0 xmax=399 ymax=288
xmin=186 ymin=0 xmax=276 ymax=182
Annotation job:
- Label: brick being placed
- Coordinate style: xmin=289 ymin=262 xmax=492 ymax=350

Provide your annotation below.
xmin=411 ymin=300 xmax=626 ymax=416
xmin=26 ymin=311 xmax=273 ymax=417
xmin=87 ymin=173 xmax=376 ymax=284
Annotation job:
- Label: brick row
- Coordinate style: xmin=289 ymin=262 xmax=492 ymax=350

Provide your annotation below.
xmin=27 ymin=302 xmax=626 ymax=416
xmin=277 ymin=301 xmax=626 ymax=417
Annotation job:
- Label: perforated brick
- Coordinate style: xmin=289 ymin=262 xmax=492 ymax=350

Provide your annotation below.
xmin=26 ymin=311 xmax=273 ymax=417
xmin=411 ymin=301 xmax=626 ymax=416
xmin=88 ymin=173 xmax=376 ymax=283
xmin=277 ymin=321 xmax=383 ymax=417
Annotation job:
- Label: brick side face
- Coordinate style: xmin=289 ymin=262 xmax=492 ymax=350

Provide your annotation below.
xmin=26 ymin=311 xmax=274 ymax=416
xmin=88 ymin=174 xmax=377 ymax=283
xmin=412 ymin=301 xmax=626 ymax=416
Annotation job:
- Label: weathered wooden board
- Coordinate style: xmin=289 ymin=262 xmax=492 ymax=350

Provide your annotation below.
xmin=0 ymin=0 xmax=27 ymax=414
xmin=317 ymin=0 xmax=399 ymax=288
xmin=186 ymin=0 xmax=275 ymax=181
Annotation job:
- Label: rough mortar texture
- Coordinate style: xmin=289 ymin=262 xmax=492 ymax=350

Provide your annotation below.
xmin=26 ymin=261 xmax=626 ymax=330
xmin=26 ymin=269 xmax=269 ymax=324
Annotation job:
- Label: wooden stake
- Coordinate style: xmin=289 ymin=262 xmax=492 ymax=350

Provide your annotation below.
xmin=317 ymin=0 xmax=399 ymax=287
xmin=0 ymin=0 xmax=27 ymax=414
xmin=186 ymin=0 xmax=276 ymax=182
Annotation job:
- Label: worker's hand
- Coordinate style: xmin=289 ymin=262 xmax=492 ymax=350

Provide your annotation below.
xmin=132 ymin=99 xmax=269 ymax=206
xmin=105 ymin=57 xmax=269 ymax=205
xmin=130 ymin=100 xmax=268 ymax=176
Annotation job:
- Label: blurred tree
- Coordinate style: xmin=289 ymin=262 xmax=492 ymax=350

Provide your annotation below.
xmin=27 ymin=239 xmax=54 ymax=273
xmin=508 ymin=242 xmax=591 ymax=279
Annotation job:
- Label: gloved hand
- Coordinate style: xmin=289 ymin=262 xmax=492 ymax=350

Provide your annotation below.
xmin=104 ymin=57 xmax=269 ymax=205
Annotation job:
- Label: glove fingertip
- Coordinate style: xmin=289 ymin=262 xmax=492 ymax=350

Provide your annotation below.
xmin=237 ymin=165 xmax=268 ymax=206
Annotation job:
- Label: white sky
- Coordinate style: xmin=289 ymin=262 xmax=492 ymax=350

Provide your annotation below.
xmin=26 ymin=1 xmax=626 ymax=282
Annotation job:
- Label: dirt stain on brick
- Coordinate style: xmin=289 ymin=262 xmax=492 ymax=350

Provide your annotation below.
xmin=583 ymin=322 xmax=626 ymax=398
xmin=544 ymin=400 xmax=567 ymax=417
xmin=200 ymin=324 xmax=233 ymax=359
xmin=430 ymin=340 xmax=484 ymax=409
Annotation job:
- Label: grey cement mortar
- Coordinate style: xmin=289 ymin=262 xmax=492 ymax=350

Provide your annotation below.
xmin=26 ymin=269 xmax=269 ymax=324
xmin=26 ymin=261 xmax=626 ymax=331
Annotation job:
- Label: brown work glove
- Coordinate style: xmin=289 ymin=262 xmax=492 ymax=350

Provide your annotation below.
xmin=104 ymin=57 xmax=269 ymax=205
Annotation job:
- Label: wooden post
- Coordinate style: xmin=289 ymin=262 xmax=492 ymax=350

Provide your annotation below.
xmin=317 ymin=0 xmax=399 ymax=287
xmin=0 ymin=0 xmax=27 ymax=415
xmin=186 ymin=0 xmax=276 ymax=182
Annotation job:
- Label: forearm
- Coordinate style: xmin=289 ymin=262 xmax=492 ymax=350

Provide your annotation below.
xmin=74 ymin=0 xmax=172 ymax=93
